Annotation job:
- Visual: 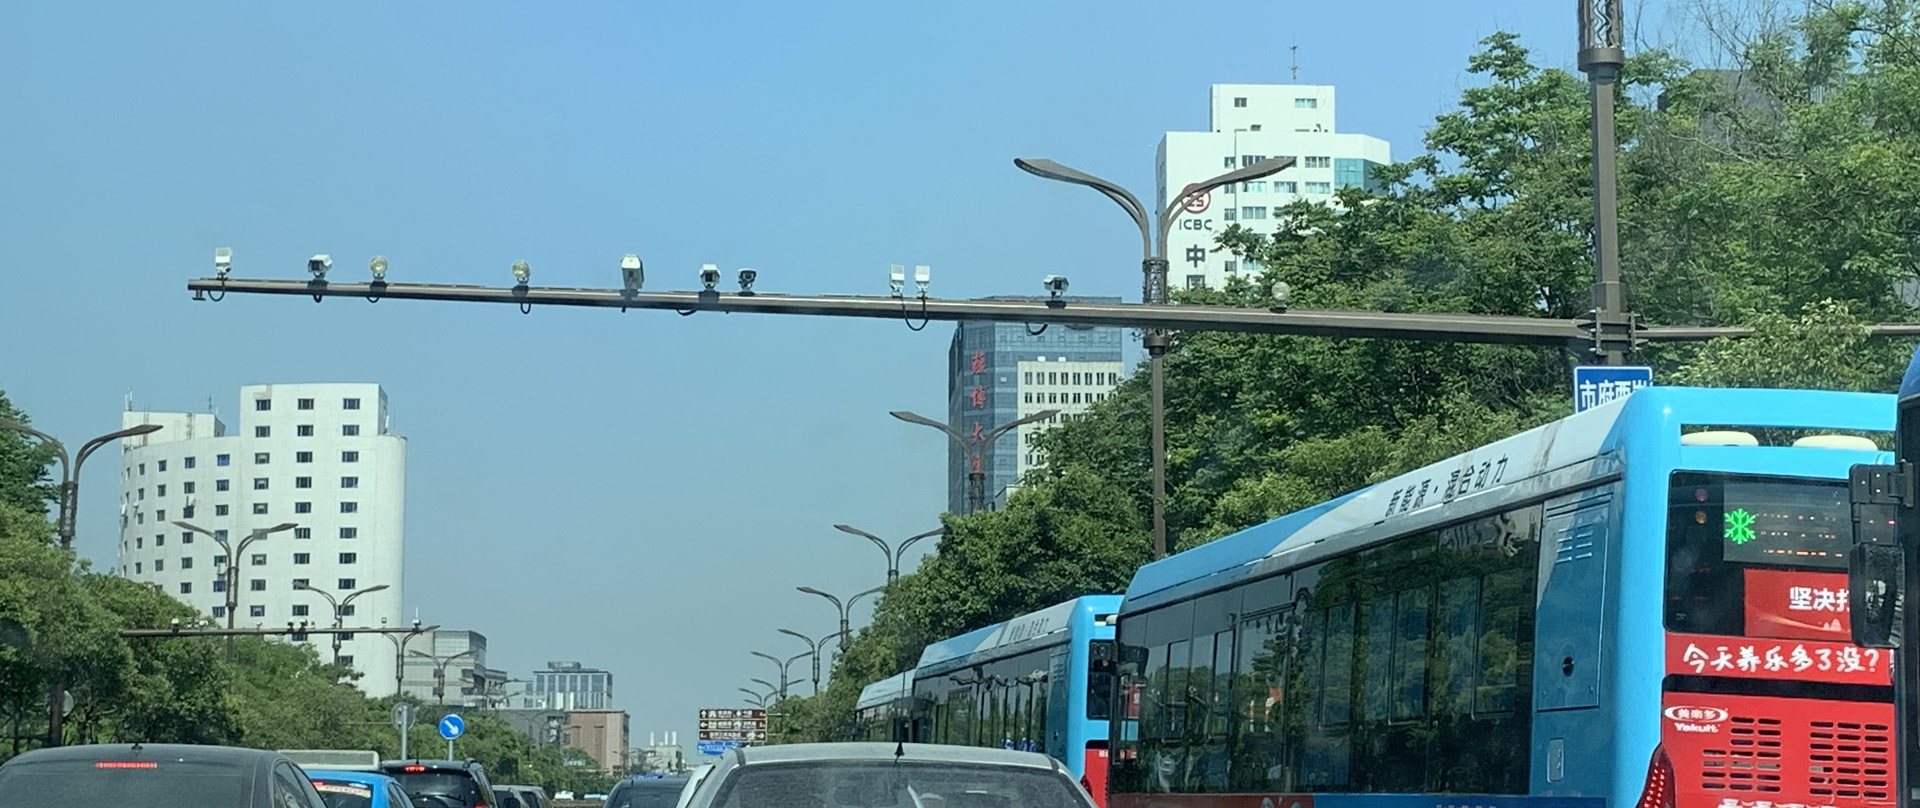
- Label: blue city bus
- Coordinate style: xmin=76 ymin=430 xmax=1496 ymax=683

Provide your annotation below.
xmin=901 ymin=595 xmax=1121 ymax=803
xmin=1106 ymin=388 xmax=1896 ymax=808
xmin=854 ymin=670 xmax=914 ymax=741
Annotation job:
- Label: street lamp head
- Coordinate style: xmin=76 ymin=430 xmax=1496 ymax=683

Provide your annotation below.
xmin=263 ymin=522 xmax=299 ymax=534
xmin=1013 ymin=158 xmax=1088 ymax=185
xmin=1270 ymin=281 xmax=1291 ymax=313
xmin=292 ymin=580 xmax=314 ymax=591
xmin=512 ymin=260 xmax=532 ymax=286
xmin=370 ymin=256 xmax=389 ymax=282
xmin=119 ymin=424 xmax=164 ymax=439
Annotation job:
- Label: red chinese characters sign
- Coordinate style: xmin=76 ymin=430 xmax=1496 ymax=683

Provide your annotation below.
xmin=1666 ymin=632 xmax=1889 ymax=685
xmin=968 ymin=386 xmax=987 ymax=408
xmin=1745 ymin=568 xmax=1850 ymax=642
xmin=970 ymin=351 xmax=986 ymax=375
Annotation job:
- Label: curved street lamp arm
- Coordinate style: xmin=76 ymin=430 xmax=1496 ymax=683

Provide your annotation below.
xmin=776 ymin=628 xmax=816 ymax=651
xmin=293 ymin=582 xmax=341 ymax=611
xmin=785 ymin=650 xmax=813 ymax=668
xmin=796 ymin=586 xmax=844 ymax=611
xmin=75 ymin=424 xmax=162 ymax=471
xmin=887 ymin=411 xmax=967 ymax=447
xmin=832 ymin=524 xmax=894 ymax=564
xmin=748 ymin=677 xmax=778 ymax=693
xmin=1012 ymin=158 xmax=1151 ymax=241
xmin=896 ymin=527 xmax=944 ymax=562
xmin=341 ymin=584 xmax=391 ymax=608
xmin=848 ymin=584 xmax=887 ymax=612
xmin=0 ymin=418 xmax=71 ymax=476
xmin=987 ymin=409 xmax=1060 ymax=444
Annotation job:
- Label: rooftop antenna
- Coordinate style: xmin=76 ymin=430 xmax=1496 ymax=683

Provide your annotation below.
xmin=1290 ymin=45 xmax=1299 ymax=81
xmin=125 ymin=390 xmax=134 ymax=412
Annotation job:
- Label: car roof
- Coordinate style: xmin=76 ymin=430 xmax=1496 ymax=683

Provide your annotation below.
xmin=728 ymin=743 xmax=1063 ymax=770
xmin=4 ymin=743 xmax=285 ymax=767
xmin=309 ymin=769 xmax=403 ymax=787
xmin=380 ymin=759 xmax=482 ymax=771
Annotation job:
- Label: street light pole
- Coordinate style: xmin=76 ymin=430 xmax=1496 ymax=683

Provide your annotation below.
xmin=0 ymin=418 xmax=164 ymax=749
xmin=1014 ymin=155 xmax=1297 ymax=559
xmin=777 ymin=628 xmax=848 ymax=695
xmin=292 ymin=581 xmax=390 ymax=665
xmin=1578 ymin=0 xmax=1631 ymax=365
xmin=890 ymin=410 xmax=1059 ymax=514
xmin=379 ymin=620 xmax=437 ymax=698
xmin=409 ymin=649 xmax=477 ymax=707
xmin=796 ymin=585 xmax=885 ymax=653
xmin=739 ymin=688 xmax=770 ymax=708
xmin=831 ymin=524 xmax=943 ymax=583
xmin=174 ymin=520 xmax=297 ymax=660
xmin=750 ymin=650 xmax=810 ymax=700
xmin=0 ymin=418 xmax=163 ymax=552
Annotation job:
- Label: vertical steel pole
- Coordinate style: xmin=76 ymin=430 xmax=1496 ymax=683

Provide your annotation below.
xmin=1579 ymin=0 xmax=1629 ymax=365
xmin=1144 ymin=258 xmax=1171 ymax=560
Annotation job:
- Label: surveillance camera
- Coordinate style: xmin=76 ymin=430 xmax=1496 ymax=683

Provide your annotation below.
xmin=914 ymin=265 xmax=930 ymax=297
xmin=699 ymin=264 xmax=721 ymax=292
xmin=737 ymin=269 xmax=757 ymax=295
xmin=1043 ymin=275 xmax=1069 ymax=295
xmin=889 ymin=265 xmax=905 ymax=297
xmin=214 ymin=247 xmax=233 ymax=277
xmin=620 ymin=254 xmax=644 ymax=296
xmin=512 ymin=260 xmax=531 ymax=286
xmin=308 ymin=254 xmax=332 ymax=279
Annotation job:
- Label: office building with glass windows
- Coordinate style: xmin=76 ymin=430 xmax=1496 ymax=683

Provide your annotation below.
xmin=1159 ymin=83 xmax=1391 ymax=291
xmin=116 ymin=383 xmax=406 ymax=694
xmin=946 ymin=300 xmax=1125 ymax=513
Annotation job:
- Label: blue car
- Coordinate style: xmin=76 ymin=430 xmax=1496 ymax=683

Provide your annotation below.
xmin=307 ymin=768 xmax=420 ymax=808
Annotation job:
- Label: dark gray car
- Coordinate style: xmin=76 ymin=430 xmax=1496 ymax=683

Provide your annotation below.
xmin=604 ymin=774 xmax=691 ymax=808
xmin=0 ymin=742 xmax=330 ymax=808
xmin=680 ymin=743 xmax=1095 ymax=808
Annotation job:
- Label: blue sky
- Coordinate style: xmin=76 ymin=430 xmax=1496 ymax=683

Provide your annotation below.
xmin=1 ymin=0 xmax=1696 ymax=751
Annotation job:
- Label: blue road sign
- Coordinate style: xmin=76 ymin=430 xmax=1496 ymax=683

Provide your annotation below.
xmin=438 ymin=714 xmax=465 ymax=740
xmin=698 ymin=740 xmax=743 ymax=756
xmin=1573 ymin=365 xmax=1654 ymax=413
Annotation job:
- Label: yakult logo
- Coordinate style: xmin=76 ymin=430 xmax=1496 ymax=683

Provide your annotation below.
xmin=1665 ymin=705 xmax=1730 ymax=733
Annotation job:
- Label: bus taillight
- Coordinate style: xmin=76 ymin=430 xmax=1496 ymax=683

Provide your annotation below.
xmin=1634 ymin=744 xmax=1676 ymax=808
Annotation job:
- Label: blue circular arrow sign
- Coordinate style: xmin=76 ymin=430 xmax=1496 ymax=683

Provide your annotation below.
xmin=438 ymin=714 xmax=465 ymax=740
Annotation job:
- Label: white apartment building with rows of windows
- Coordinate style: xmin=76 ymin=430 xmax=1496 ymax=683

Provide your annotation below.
xmin=116 ymin=383 xmax=406 ymax=694
xmin=1009 ymin=359 xmax=1125 ymax=502
xmin=1159 ymin=83 xmax=1391 ymax=291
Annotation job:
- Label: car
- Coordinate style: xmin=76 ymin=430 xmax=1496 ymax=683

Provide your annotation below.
xmin=678 ymin=743 xmax=1097 ymax=808
xmin=0 ymin=742 xmax=332 ymax=807
xmin=492 ymin=784 xmax=552 ymax=808
xmin=603 ymin=774 xmax=690 ymax=808
xmin=309 ymin=768 xmax=420 ymax=808
xmin=379 ymin=758 xmax=497 ymax=808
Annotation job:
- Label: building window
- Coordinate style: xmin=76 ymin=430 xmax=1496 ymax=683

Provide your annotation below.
xmin=155 ymin=533 xmax=164 ymax=546
xmin=1295 ymin=97 xmax=1319 ymax=109
xmin=1241 ymin=207 xmax=1268 ymax=220
xmin=254 ymin=426 xmax=270 ymax=438
xmin=157 ymin=460 xmax=167 ymax=472
xmin=254 ymin=452 xmax=270 ymax=464
xmin=1224 ymin=260 xmax=1239 ymax=273
xmin=1233 ymin=96 xmax=1247 ymax=107
xmin=339 ymin=527 xmax=357 ymax=539
xmin=134 ymin=562 xmax=142 ymax=574
xmin=212 ymin=606 xmax=225 ymax=617
xmin=294 ymin=553 xmax=310 ymax=565
xmin=138 ymin=488 xmax=145 ymax=500
xmin=1187 ymin=275 xmax=1207 ymax=290
xmin=340 ymin=502 xmax=358 ymax=514
xmin=338 ymin=655 xmax=354 ymax=666
xmin=183 ymin=481 xmax=195 ymax=494
xmin=214 ymin=553 xmax=227 ymax=565
xmin=251 ymin=553 xmax=267 ymax=566
xmin=249 ymin=579 xmax=266 ymax=592
xmin=181 ymin=556 xmax=193 ymax=569
xmin=184 ymin=456 xmax=196 ymax=469
xmin=294 ymin=502 xmax=312 ymax=514
xmin=296 ymin=476 xmax=312 ymax=489
xmin=212 ymin=579 xmax=226 ymax=592
xmin=249 ymin=605 xmax=266 ymax=618
xmin=341 ymin=451 xmax=359 ymax=463
xmin=254 ymin=398 xmax=272 ymax=411
xmin=179 ymin=582 xmax=192 ymax=594
xmin=340 ymin=476 xmax=358 ymax=489
xmin=338 ymin=578 xmax=356 ymax=590
xmin=1242 ymin=181 xmax=1265 ymax=192
xmin=1305 ymin=156 xmax=1332 ymax=168
xmin=1223 ymin=156 xmax=1237 ymax=168
xmin=216 ymin=454 xmax=230 ymax=467
xmin=1250 ymin=124 xmax=1262 ymax=131
xmin=1023 ymin=392 xmax=1033 ymax=403
xmin=215 ymin=479 xmax=230 ymax=492
xmin=340 ymin=604 xmax=356 ymax=617
xmin=342 ymin=424 xmax=360 ymax=437
xmin=297 ymin=398 xmax=314 ymax=410
xmin=253 ymin=478 xmax=269 ymax=491
xmin=339 ymin=552 xmax=357 ymax=564
xmin=154 ymin=559 xmax=164 ymax=571
xmin=214 ymin=504 xmax=229 ymax=516
xmin=1276 ymin=181 xmax=1298 ymax=193
xmin=155 ymin=509 xmax=165 ymax=522
xmin=292 ymin=604 xmax=309 ymax=616
xmin=251 ymin=503 xmax=268 ymax=515
xmin=294 ymin=527 xmax=311 ymax=539
xmin=1306 ymin=181 xmax=1332 ymax=194
xmin=1224 ymin=208 xmax=1237 ymax=221
xmin=297 ymin=424 xmax=314 ymax=437
xmin=156 ymin=484 xmax=167 ymax=497
xmin=296 ymin=452 xmax=313 ymax=463
xmin=343 ymin=398 xmax=361 ymax=410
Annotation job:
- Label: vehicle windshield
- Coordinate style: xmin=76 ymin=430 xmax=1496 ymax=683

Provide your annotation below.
xmin=608 ymin=779 xmax=688 ymax=808
xmin=0 ymin=757 xmax=252 ymax=808
xmin=387 ymin=771 xmax=483 ymax=808
xmin=712 ymin=762 xmax=1086 ymax=808
xmin=314 ymin=778 xmax=378 ymax=808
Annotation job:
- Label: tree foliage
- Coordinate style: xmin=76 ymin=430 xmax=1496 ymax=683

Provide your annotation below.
xmin=777 ymin=1 xmax=1920 ymax=741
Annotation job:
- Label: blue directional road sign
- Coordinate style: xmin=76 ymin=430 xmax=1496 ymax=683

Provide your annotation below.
xmin=1573 ymin=365 xmax=1653 ymax=413
xmin=698 ymin=740 xmax=743 ymax=756
xmin=438 ymin=714 xmax=465 ymax=741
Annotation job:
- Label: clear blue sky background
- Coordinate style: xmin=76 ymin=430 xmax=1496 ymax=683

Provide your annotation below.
xmin=2 ymin=0 xmax=1700 ymax=753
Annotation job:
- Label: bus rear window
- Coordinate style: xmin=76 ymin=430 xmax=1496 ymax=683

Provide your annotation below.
xmin=1665 ymin=472 xmax=1852 ymax=638
xmin=1088 ymin=640 xmax=1116 ymax=721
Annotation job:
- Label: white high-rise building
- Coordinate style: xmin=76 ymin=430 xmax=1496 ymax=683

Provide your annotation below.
xmin=1158 ymin=83 xmax=1392 ymax=291
xmin=116 ymin=383 xmax=406 ymax=694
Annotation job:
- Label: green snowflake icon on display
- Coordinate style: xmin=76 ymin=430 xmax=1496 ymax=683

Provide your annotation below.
xmin=1724 ymin=508 xmax=1757 ymax=544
